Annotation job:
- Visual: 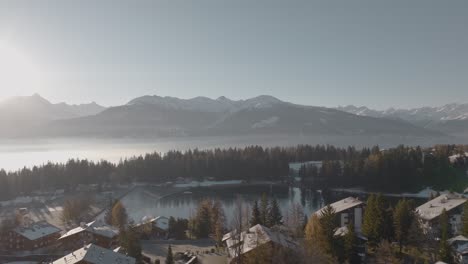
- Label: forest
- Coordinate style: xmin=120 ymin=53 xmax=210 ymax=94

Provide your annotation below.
xmin=0 ymin=144 xmax=467 ymax=201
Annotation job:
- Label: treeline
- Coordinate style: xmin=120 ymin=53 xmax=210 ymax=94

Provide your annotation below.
xmin=299 ymin=144 xmax=468 ymax=192
xmin=0 ymin=144 xmax=467 ymax=200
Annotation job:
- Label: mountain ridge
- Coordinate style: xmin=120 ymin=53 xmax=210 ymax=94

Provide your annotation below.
xmin=0 ymin=93 xmax=452 ymax=139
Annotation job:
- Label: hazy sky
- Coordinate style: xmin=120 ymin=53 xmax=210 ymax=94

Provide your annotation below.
xmin=0 ymin=0 xmax=467 ymax=109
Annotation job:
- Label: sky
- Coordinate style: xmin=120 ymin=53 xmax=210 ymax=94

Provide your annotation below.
xmin=0 ymin=0 xmax=467 ymax=109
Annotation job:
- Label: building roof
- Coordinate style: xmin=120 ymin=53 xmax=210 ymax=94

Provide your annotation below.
xmin=315 ymin=197 xmax=363 ymax=216
xmin=51 ymin=244 xmax=135 ymax=264
xmin=135 ymin=216 xmax=169 ymax=231
xmin=416 ymin=194 xmax=467 ymax=221
xmin=447 ymin=235 xmax=468 ymax=255
xmin=448 ymin=235 xmax=468 ymax=245
xmin=333 ymin=226 xmax=350 ymax=237
xmin=59 ymin=221 xmax=119 ymax=240
xmin=13 ymin=221 xmax=61 ymax=241
xmin=224 ymin=224 xmax=298 ymax=258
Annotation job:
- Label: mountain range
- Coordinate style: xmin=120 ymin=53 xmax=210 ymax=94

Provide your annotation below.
xmin=1 ymin=94 xmax=466 ymax=139
xmin=337 ymin=104 xmax=468 ymax=136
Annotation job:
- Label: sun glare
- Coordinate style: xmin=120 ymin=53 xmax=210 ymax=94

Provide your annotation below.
xmin=0 ymin=41 xmax=43 ymax=94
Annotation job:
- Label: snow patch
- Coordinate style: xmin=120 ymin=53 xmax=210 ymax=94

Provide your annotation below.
xmin=252 ymin=116 xmax=279 ymax=129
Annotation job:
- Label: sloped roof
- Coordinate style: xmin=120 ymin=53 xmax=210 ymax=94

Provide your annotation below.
xmin=51 ymin=244 xmax=135 ymax=264
xmin=224 ymin=224 xmax=298 ymax=258
xmin=315 ymin=197 xmax=363 ymax=216
xmin=13 ymin=221 xmax=61 ymax=241
xmin=448 ymin=235 xmax=468 ymax=245
xmin=134 ymin=216 xmax=169 ymax=231
xmin=416 ymin=194 xmax=467 ymax=221
xmin=59 ymin=221 xmax=119 ymax=240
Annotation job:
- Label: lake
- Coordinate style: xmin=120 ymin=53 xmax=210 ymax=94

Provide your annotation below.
xmin=115 ymin=183 xmax=429 ymax=228
xmin=118 ymin=185 xmax=339 ymax=226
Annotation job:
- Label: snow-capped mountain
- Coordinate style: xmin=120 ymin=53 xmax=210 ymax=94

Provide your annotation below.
xmin=44 ymin=94 xmax=438 ymax=138
xmin=127 ymin=94 xmax=284 ymax=113
xmin=0 ymin=94 xmax=448 ymax=139
xmin=337 ymin=103 xmax=468 ymax=122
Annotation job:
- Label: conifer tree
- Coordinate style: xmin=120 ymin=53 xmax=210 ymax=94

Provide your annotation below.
xmin=393 ymin=199 xmax=414 ymax=253
xmin=318 ymin=205 xmax=337 ymax=255
xmin=439 ymin=209 xmax=453 ymax=263
xmin=344 ymin=224 xmax=357 ymax=264
xmin=166 ymin=245 xmax=174 ymax=264
xmin=267 ymin=198 xmax=283 ymax=227
xmin=462 ymin=202 xmax=468 ymax=236
xmin=363 ymin=193 xmax=386 ymax=246
xmin=259 ymin=193 xmax=269 ymax=226
xmin=250 ymin=200 xmax=261 ymax=227
xmin=363 ymin=194 xmax=378 ymax=243
xmin=119 ymin=228 xmax=142 ymax=263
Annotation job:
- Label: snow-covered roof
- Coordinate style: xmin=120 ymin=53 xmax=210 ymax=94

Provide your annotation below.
xmin=449 ymin=153 xmax=468 ymax=163
xmin=91 ymin=225 xmax=120 ymax=238
xmin=448 ymin=235 xmax=468 ymax=245
xmin=134 ymin=216 xmax=169 ymax=231
xmin=447 ymin=235 xmax=468 ymax=255
xmin=315 ymin=197 xmax=363 ymax=216
xmin=59 ymin=221 xmax=119 ymax=240
xmin=333 ymin=226 xmax=350 ymax=237
xmin=224 ymin=224 xmax=298 ymax=258
xmin=13 ymin=221 xmax=61 ymax=241
xmin=152 ymin=216 xmax=169 ymax=231
xmin=51 ymin=244 xmax=135 ymax=264
xmin=416 ymin=194 xmax=467 ymax=221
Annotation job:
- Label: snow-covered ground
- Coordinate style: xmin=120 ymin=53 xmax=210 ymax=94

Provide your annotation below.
xmin=289 ymin=161 xmax=323 ymax=172
xmin=174 ymin=180 xmax=243 ymax=188
xmin=330 ymin=187 xmax=452 ymax=199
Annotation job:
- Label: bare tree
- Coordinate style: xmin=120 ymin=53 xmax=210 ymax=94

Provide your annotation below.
xmin=285 ymin=203 xmax=306 ymax=238
xmin=231 ymin=195 xmax=250 ymax=264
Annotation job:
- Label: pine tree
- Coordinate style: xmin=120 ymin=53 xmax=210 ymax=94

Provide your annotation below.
xmin=439 ymin=209 xmax=453 ymax=263
xmin=260 ymin=193 xmax=269 ymax=226
xmin=363 ymin=194 xmax=386 ymax=246
xmin=166 ymin=245 xmax=174 ymax=264
xmin=407 ymin=215 xmax=424 ymax=247
xmin=267 ymin=198 xmax=283 ymax=227
xmin=462 ymin=202 xmax=468 ymax=236
xmin=393 ymin=199 xmax=413 ymax=253
xmin=362 ymin=194 xmax=378 ymax=243
xmin=119 ymin=228 xmax=142 ymax=262
xmin=344 ymin=224 xmax=357 ymax=264
xmin=193 ymin=200 xmax=212 ymax=238
xmin=250 ymin=200 xmax=261 ymax=227
xmin=318 ymin=205 xmax=337 ymax=255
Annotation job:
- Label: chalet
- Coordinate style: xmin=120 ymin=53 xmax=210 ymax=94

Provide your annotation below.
xmin=58 ymin=221 xmax=119 ymax=250
xmin=448 ymin=235 xmax=468 ymax=264
xmin=314 ymin=197 xmax=365 ymax=233
xmin=51 ymin=243 xmax=135 ymax=264
xmin=222 ymin=224 xmax=298 ymax=263
xmin=416 ymin=193 xmax=467 ymax=237
xmin=132 ymin=216 xmax=169 ymax=239
xmin=0 ymin=221 xmax=61 ymax=251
